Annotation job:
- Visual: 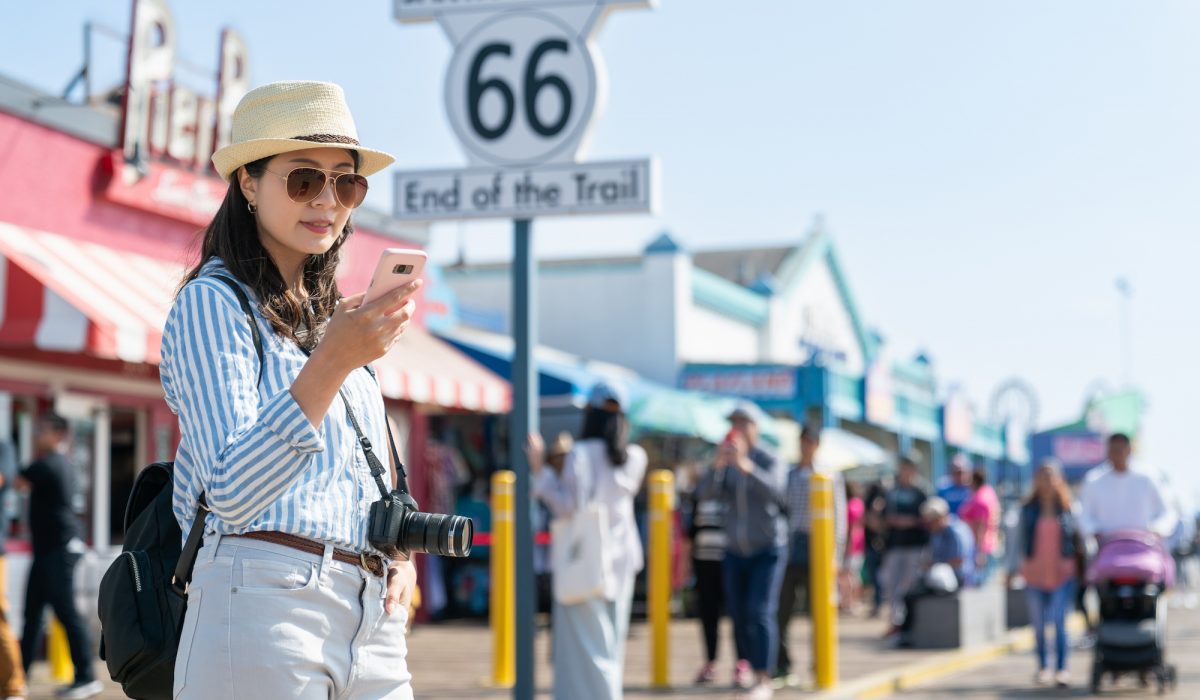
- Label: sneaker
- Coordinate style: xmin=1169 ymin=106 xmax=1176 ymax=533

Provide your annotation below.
xmin=737 ymin=681 xmax=774 ymax=700
xmin=1054 ymin=670 xmax=1070 ymax=688
xmin=1034 ymin=669 xmax=1052 ymax=685
xmin=770 ymin=672 xmax=800 ymax=690
xmin=55 ymin=680 xmax=104 ymax=700
xmin=693 ymin=661 xmax=716 ymax=685
xmin=733 ymin=660 xmax=754 ymax=689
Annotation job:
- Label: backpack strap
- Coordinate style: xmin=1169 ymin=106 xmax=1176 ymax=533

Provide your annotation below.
xmin=172 ymin=274 xmax=265 ymax=593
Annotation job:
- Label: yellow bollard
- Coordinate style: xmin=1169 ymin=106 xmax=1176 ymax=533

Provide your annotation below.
xmin=490 ymin=470 xmax=516 ymax=688
xmin=648 ymin=469 xmax=675 ymax=688
xmin=809 ymin=473 xmax=838 ymax=689
xmin=48 ymin=614 xmax=73 ymax=683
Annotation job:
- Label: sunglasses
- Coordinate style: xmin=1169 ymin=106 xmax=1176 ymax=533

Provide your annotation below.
xmin=265 ymin=167 xmax=369 ymax=209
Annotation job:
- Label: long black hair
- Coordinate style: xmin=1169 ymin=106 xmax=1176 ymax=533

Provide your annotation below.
xmin=177 ymin=150 xmax=360 ymax=349
xmin=581 ymin=406 xmax=630 ymax=467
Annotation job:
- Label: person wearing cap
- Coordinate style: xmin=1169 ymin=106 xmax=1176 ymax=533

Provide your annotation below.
xmin=879 ymin=452 xmax=930 ymax=637
xmin=695 ymin=401 xmax=788 ymax=699
xmin=773 ymin=424 xmax=846 ymax=689
xmin=891 ymin=496 xmax=975 ymax=647
xmin=527 ymin=381 xmax=648 ymax=700
xmin=936 ymin=454 xmax=973 ymax=517
xmin=162 ymin=81 xmax=419 ymax=698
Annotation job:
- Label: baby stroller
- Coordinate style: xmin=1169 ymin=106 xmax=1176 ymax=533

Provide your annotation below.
xmin=1087 ymin=530 xmax=1177 ymax=695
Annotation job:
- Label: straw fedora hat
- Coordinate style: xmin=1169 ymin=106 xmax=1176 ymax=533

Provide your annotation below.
xmin=211 ymin=80 xmax=395 ymax=181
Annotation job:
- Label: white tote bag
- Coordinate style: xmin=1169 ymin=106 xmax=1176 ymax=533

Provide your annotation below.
xmin=551 ymin=448 xmax=614 ymax=605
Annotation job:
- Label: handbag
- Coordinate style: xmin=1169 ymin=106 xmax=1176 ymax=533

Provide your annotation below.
xmin=550 ymin=446 xmax=614 ymax=605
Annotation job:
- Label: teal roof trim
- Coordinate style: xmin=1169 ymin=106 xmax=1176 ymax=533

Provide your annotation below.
xmin=691 ymin=267 xmax=770 ymax=325
xmin=775 ymin=228 xmax=877 ymax=362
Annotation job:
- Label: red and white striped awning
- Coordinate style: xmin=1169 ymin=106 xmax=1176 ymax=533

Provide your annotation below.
xmin=0 ymin=222 xmax=178 ymax=363
xmin=0 ymin=224 xmax=510 ymax=413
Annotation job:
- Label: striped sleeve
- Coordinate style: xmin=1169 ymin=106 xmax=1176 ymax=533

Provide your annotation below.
xmin=162 ymin=279 xmax=325 ymax=529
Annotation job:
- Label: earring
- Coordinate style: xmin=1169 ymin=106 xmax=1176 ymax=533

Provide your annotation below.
xmin=247 ymin=201 xmax=258 ymax=214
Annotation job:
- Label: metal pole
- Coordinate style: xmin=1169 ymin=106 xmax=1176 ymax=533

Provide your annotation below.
xmin=648 ymin=470 xmax=674 ymax=688
xmin=810 ymin=473 xmax=838 ymax=689
xmin=511 ymin=218 xmax=538 ymax=700
xmin=490 ymin=471 xmax=516 ymax=687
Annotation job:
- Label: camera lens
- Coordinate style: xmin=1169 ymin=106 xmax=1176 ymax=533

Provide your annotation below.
xmin=399 ymin=511 xmax=474 ymax=558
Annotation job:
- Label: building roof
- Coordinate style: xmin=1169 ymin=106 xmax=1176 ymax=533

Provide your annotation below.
xmin=692 ymin=245 xmax=794 ymax=287
xmin=0 ymin=73 xmax=425 ymax=244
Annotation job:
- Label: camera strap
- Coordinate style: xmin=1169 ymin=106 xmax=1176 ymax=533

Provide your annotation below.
xmin=290 ymin=345 xmax=411 ymax=502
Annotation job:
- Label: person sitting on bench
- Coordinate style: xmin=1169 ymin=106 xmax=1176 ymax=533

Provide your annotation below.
xmin=890 ymin=497 xmax=976 ymax=646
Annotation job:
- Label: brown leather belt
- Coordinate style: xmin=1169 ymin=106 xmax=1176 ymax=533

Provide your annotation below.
xmin=234 ymin=531 xmax=387 ymax=577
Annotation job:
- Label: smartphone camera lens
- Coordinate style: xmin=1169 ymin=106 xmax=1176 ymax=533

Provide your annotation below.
xmin=392 ymin=264 xmax=413 ymax=274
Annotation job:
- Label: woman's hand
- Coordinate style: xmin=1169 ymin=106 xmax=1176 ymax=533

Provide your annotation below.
xmin=525 ymin=433 xmax=545 ymax=475
xmin=385 ymin=558 xmax=417 ymax=616
xmin=315 ymin=281 xmax=422 ymax=373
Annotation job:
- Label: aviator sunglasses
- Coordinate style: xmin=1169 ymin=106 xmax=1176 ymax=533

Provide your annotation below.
xmin=264 ymin=167 xmax=370 ymax=209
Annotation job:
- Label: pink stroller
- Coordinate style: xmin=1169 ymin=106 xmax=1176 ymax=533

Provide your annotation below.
xmin=1086 ymin=530 xmax=1177 ymax=695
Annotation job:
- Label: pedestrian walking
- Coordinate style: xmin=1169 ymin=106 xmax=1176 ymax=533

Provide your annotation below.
xmin=841 ymin=481 xmax=866 ymax=613
xmin=879 ymin=453 xmax=930 ymax=637
xmin=959 ymin=467 xmax=1001 ymax=584
xmin=862 ymin=479 xmax=889 ymax=617
xmin=695 ymin=402 xmax=788 ymax=700
xmin=15 ymin=414 xmax=98 ymax=699
xmin=161 ymin=81 xmax=419 ymax=698
xmin=1018 ymin=459 xmax=1080 ymax=688
xmin=774 ymin=425 xmax=845 ymax=689
xmin=937 ymin=454 xmax=973 ymax=516
xmin=0 ymin=440 xmax=23 ymax=700
xmin=529 ymin=381 xmax=647 ymax=700
xmin=687 ymin=465 xmax=747 ymax=685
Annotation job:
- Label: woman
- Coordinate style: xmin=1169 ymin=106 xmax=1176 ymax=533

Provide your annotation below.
xmin=527 ymin=381 xmax=648 ymax=700
xmin=959 ymin=468 xmax=1000 ymax=584
xmin=687 ymin=463 xmax=747 ymax=684
xmin=1019 ymin=459 xmax=1079 ymax=688
xmin=840 ymin=481 xmax=866 ymax=613
xmin=162 ymin=81 xmax=419 ymax=698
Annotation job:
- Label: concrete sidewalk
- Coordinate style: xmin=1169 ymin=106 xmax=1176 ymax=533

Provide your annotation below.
xmin=24 ymin=610 xmax=1024 ymax=699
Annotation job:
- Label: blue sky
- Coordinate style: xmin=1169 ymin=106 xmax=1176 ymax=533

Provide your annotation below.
xmin=6 ymin=1 xmax=1199 ymax=501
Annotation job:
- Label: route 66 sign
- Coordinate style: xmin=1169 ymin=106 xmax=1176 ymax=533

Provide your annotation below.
xmin=393 ymin=0 xmax=658 ymax=220
xmin=397 ymin=0 xmax=652 ymax=166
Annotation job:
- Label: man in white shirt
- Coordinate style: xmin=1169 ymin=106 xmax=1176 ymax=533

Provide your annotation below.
xmin=1078 ymin=433 xmax=1176 ymax=538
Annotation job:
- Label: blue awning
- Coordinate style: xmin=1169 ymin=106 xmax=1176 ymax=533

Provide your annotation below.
xmin=436 ymin=326 xmax=630 ymax=407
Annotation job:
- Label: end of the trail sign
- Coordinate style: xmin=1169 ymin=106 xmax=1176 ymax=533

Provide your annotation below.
xmin=393 ymin=158 xmax=657 ymax=220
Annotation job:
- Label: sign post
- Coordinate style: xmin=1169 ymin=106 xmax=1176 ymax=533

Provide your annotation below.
xmin=392 ymin=3 xmax=658 ymax=698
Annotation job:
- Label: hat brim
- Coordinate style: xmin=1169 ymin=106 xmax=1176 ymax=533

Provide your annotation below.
xmin=212 ymin=138 xmax=396 ymax=181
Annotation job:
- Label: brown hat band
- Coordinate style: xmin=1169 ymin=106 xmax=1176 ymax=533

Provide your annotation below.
xmin=294 ymin=133 xmax=360 ymax=146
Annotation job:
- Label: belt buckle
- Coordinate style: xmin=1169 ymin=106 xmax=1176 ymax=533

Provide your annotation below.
xmin=360 ymin=551 xmax=384 ymax=577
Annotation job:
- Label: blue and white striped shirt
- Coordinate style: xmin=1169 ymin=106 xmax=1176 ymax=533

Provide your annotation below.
xmin=160 ymin=258 xmax=392 ymax=554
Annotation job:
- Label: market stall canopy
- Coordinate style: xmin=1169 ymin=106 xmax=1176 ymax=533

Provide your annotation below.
xmin=626 ymin=388 xmax=779 ymax=445
xmin=773 ymin=418 xmax=889 ymax=471
xmin=0 ymin=223 xmax=509 ymax=413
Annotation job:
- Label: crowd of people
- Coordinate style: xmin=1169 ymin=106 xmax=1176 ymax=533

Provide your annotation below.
xmin=668 ymin=421 xmax=1187 ymax=698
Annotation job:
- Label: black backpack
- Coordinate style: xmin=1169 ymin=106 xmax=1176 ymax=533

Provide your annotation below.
xmin=97 ymin=275 xmax=262 ymax=699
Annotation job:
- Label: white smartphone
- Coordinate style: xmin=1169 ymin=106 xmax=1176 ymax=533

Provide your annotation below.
xmin=364 ymin=248 xmax=428 ymax=304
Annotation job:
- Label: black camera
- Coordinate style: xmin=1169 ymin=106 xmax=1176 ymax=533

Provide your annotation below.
xmin=367 ymin=490 xmax=474 ymax=559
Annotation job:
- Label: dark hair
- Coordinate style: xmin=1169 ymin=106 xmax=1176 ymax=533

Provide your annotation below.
xmin=899 ymin=450 xmax=922 ymax=468
xmin=581 ymin=406 xmax=629 ymax=467
xmin=177 ymin=151 xmax=360 ymax=349
xmin=39 ymin=413 xmax=69 ymax=433
xmin=1108 ymin=432 xmax=1132 ymax=446
xmin=971 ymin=468 xmax=987 ymax=489
xmin=801 ymin=424 xmax=821 ymax=442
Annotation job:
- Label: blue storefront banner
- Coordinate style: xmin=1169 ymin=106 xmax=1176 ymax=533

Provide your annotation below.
xmin=1029 ymin=429 xmax=1107 ymax=482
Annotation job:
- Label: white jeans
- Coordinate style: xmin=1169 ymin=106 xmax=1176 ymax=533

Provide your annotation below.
xmin=173 ymin=534 xmax=412 ymax=700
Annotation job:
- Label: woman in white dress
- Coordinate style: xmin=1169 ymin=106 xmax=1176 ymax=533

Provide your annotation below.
xmin=527 ymin=381 xmax=648 ymax=700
